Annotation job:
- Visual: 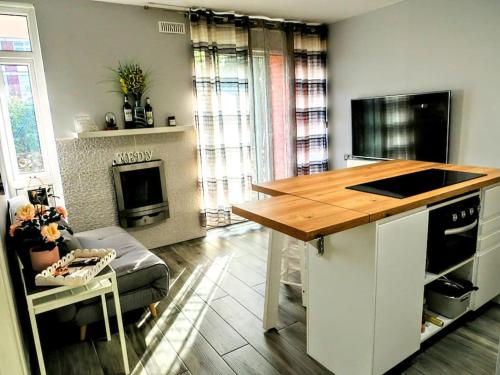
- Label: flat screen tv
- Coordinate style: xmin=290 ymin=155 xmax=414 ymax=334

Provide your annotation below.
xmin=351 ymin=91 xmax=451 ymax=163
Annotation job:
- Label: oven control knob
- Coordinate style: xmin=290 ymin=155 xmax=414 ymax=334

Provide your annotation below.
xmin=469 ymin=207 xmax=475 ymax=215
xmin=461 ymin=210 xmax=467 ymax=219
xmin=452 ymin=213 xmax=458 ymax=222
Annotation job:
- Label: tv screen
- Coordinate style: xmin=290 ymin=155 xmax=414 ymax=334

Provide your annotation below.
xmin=351 ymin=91 xmax=450 ymax=163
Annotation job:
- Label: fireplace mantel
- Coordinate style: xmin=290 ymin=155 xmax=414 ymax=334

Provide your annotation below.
xmin=73 ymin=125 xmax=193 ymax=139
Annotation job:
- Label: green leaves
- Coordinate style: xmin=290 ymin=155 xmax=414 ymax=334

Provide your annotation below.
xmin=110 ymin=61 xmax=151 ymax=100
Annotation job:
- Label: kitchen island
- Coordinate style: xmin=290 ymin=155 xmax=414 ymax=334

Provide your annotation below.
xmin=232 ymin=160 xmax=500 ymax=375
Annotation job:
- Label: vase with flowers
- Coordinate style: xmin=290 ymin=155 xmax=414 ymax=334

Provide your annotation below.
xmin=10 ymin=203 xmax=72 ymax=272
xmin=110 ymin=62 xmax=150 ymax=128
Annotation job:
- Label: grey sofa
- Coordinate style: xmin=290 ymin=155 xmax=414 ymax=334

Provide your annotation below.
xmin=56 ymin=226 xmax=170 ymax=332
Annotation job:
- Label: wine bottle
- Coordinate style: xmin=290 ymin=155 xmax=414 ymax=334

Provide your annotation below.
xmin=123 ymin=96 xmax=134 ymax=129
xmin=145 ymin=97 xmax=154 ymax=127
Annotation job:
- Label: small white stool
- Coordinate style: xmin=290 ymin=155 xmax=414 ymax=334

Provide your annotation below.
xmin=280 ymin=237 xmax=308 ymax=307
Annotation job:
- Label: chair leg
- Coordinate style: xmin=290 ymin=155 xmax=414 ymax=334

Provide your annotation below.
xmin=149 ymin=303 xmax=158 ymax=318
xmin=80 ymin=325 xmax=87 ymax=341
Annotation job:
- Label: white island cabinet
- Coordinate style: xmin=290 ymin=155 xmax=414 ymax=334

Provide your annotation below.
xmin=307 ymin=208 xmax=429 ymax=375
xmin=233 ymin=160 xmax=500 ymax=374
xmin=473 ymin=183 xmax=500 ymax=310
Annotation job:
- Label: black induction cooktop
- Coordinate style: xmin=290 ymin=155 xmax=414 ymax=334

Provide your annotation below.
xmin=346 ymin=168 xmax=486 ymax=199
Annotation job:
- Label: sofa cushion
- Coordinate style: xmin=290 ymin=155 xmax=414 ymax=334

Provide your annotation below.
xmin=75 ymin=226 xmax=169 ymax=295
xmin=62 ymin=231 xmax=82 ymax=251
xmin=75 ymin=226 xmax=141 ymax=255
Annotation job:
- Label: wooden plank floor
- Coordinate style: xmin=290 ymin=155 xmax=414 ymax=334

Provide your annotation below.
xmin=42 ymin=223 xmax=499 ymax=375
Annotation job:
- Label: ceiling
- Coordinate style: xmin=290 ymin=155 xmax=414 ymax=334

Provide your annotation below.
xmin=92 ymin=0 xmax=403 ymax=23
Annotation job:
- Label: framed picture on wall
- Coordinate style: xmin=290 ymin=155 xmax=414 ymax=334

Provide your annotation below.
xmin=27 ymin=187 xmax=49 ymax=205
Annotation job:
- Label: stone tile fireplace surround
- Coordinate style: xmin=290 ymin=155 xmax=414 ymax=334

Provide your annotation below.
xmin=56 ymin=130 xmax=205 ymax=249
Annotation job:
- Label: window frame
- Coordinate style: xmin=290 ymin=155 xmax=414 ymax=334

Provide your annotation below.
xmin=0 ymin=3 xmax=59 ymax=194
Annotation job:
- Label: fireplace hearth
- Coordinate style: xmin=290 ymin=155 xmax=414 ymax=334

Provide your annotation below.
xmin=112 ymin=160 xmax=169 ymax=228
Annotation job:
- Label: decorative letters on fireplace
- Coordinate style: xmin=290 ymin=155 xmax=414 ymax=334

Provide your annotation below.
xmin=115 ymin=150 xmax=153 ymax=164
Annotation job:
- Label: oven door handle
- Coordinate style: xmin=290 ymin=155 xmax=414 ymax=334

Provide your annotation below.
xmin=444 ymin=219 xmax=478 ymax=236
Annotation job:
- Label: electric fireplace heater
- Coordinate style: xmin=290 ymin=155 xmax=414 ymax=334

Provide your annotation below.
xmin=112 ymin=160 xmax=169 ymax=228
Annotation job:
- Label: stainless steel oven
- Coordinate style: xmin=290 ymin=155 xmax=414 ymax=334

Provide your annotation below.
xmin=426 ymin=192 xmax=480 ymax=274
xmin=112 ymin=160 xmax=169 ymax=228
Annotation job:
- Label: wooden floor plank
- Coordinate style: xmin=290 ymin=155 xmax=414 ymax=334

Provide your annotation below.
xmin=277 ymin=322 xmax=307 ymax=353
xmin=197 ymin=239 xmax=267 ymax=287
xmin=173 ymin=242 xmax=297 ymax=329
xmin=125 ymin=315 xmax=187 ymax=375
xmin=409 ymin=351 xmax=459 ymax=375
xmin=93 ymin=333 xmax=145 ymax=375
xmin=154 ymin=299 xmax=236 ymax=375
xmin=224 ymin=236 xmax=269 ymax=264
xmin=157 ymin=247 xmax=228 ymax=302
xmin=222 ymin=344 xmax=281 ymax=375
xmin=45 ymin=340 xmax=104 ymax=375
xmin=462 ymin=313 xmax=500 ymax=343
xmin=455 ymin=326 xmax=498 ymax=352
xmin=209 ymin=295 xmax=332 ymax=375
xmin=437 ymin=335 xmax=496 ymax=374
xmin=213 ymin=255 xmax=266 ymax=287
xmin=162 ymin=282 xmax=248 ymax=356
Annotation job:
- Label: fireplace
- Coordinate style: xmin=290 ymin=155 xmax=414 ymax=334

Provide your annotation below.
xmin=112 ymin=160 xmax=169 ymax=228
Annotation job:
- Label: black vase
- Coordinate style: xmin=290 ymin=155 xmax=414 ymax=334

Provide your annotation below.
xmin=133 ymin=99 xmax=147 ymax=128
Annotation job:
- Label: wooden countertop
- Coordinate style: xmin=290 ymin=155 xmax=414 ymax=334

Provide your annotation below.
xmin=232 ymin=160 xmax=500 ymax=241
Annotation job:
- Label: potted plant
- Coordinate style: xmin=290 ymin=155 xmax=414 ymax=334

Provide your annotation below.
xmin=10 ymin=203 xmax=72 ymax=272
xmin=110 ymin=62 xmax=151 ymax=128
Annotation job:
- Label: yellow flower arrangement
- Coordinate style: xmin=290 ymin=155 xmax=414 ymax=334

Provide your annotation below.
xmin=41 ymin=223 xmax=61 ymax=242
xmin=110 ymin=62 xmax=150 ymax=101
xmin=55 ymin=206 xmax=68 ymax=218
xmin=10 ymin=203 xmax=72 ymax=253
xmin=119 ymin=78 xmax=128 ymax=95
xmin=16 ymin=203 xmax=36 ymax=221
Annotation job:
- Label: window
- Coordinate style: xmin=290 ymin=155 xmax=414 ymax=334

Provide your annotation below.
xmin=0 ymin=14 xmax=32 ymax=52
xmin=2 ymin=64 xmax=44 ymax=173
xmin=0 ymin=4 xmax=57 ymax=193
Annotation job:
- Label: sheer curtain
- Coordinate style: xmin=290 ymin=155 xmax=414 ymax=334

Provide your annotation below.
xmin=191 ymin=11 xmax=328 ymax=227
xmin=249 ymin=20 xmax=296 ymax=182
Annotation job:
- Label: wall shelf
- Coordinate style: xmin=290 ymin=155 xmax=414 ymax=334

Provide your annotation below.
xmin=73 ymin=125 xmax=194 ymax=139
xmin=421 ymin=309 xmax=469 ymax=342
xmin=424 ymin=256 xmax=475 ymax=285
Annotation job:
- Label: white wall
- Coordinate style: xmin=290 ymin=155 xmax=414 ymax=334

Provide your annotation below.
xmin=17 ymin=0 xmax=205 ymax=247
xmin=0 ymin=197 xmax=28 ymax=375
xmin=328 ymin=0 xmax=500 ymax=169
xmin=23 ymin=0 xmax=194 ymax=137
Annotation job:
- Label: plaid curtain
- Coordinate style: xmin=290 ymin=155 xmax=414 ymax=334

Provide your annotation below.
xmin=191 ymin=11 xmax=255 ymax=227
xmin=293 ymin=26 xmax=329 ymax=175
xmin=191 ymin=12 xmax=329 ymax=226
